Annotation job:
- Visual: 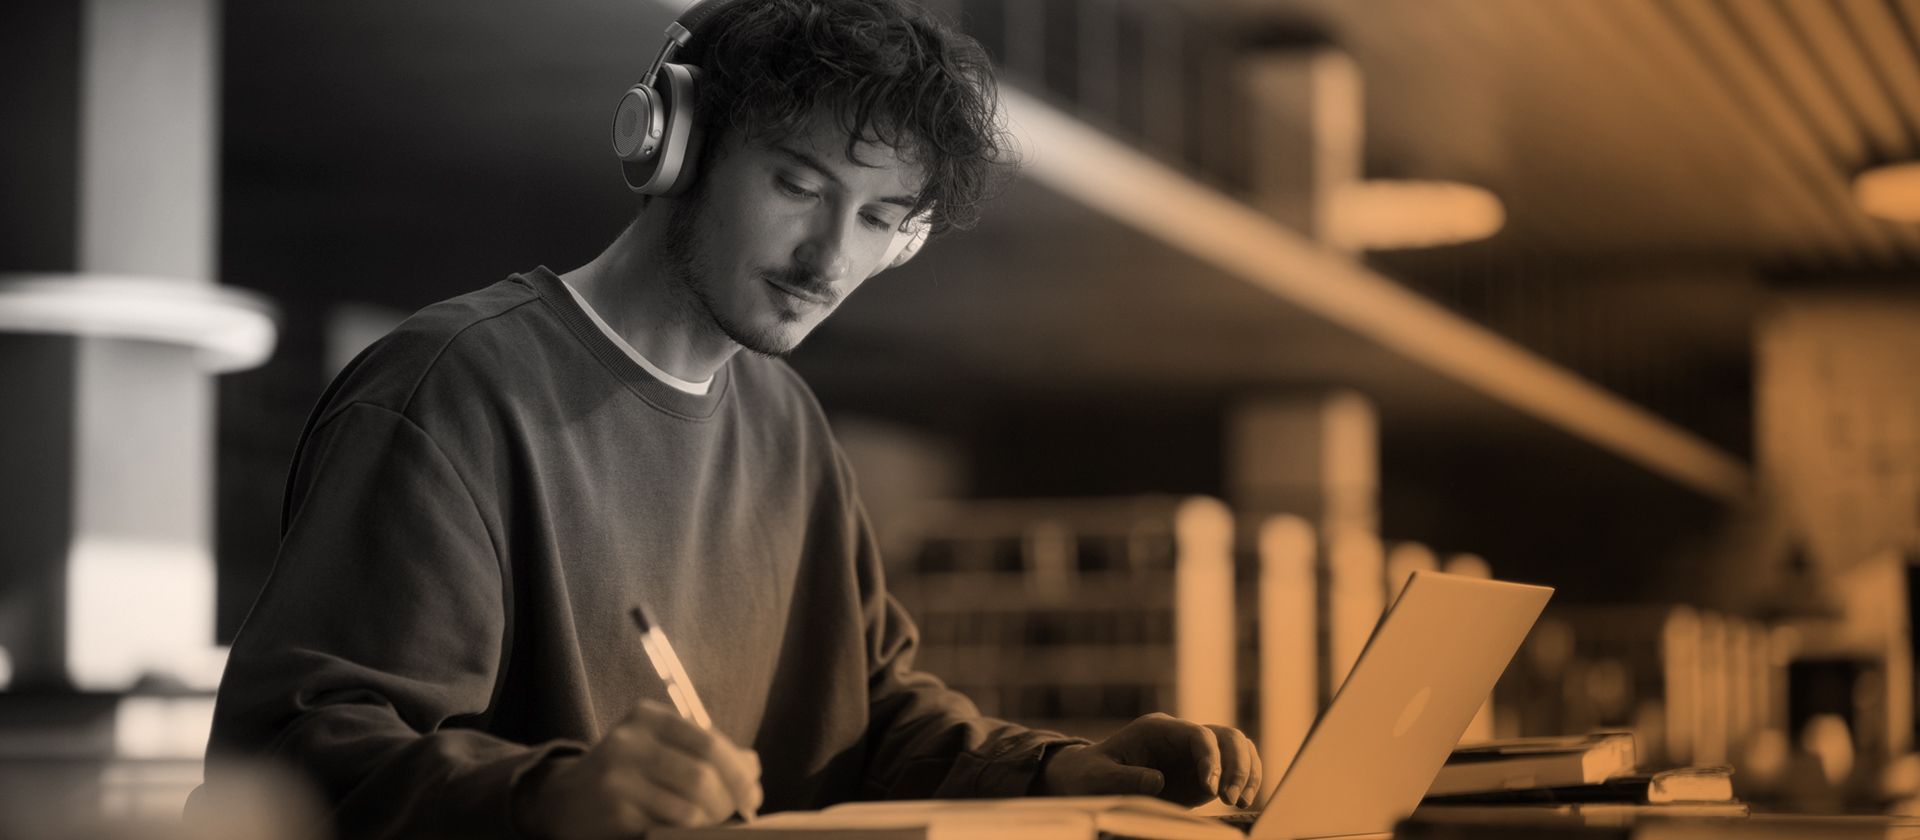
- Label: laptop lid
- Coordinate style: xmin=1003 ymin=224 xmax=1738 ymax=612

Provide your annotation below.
xmin=1250 ymin=571 xmax=1552 ymax=839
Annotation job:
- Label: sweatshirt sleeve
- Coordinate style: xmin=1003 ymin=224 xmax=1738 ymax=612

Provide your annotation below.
xmin=837 ymin=449 xmax=1092 ymax=800
xmin=203 ymin=401 xmax=585 ymax=839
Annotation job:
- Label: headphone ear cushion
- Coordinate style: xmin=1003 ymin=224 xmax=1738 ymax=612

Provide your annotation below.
xmin=661 ymin=65 xmax=704 ymax=196
xmin=885 ymin=214 xmax=932 ymax=269
xmin=888 ymin=223 xmax=931 ymax=269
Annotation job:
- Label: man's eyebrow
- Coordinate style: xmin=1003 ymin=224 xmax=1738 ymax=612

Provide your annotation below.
xmin=775 ymin=145 xmax=919 ymax=209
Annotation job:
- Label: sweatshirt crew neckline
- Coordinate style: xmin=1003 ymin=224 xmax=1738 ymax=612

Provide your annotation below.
xmin=556 ymin=276 xmax=712 ymax=396
xmin=518 ymin=265 xmax=732 ymax=421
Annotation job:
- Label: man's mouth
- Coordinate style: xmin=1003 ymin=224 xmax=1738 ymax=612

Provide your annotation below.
xmin=764 ymin=274 xmax=834 ymax=306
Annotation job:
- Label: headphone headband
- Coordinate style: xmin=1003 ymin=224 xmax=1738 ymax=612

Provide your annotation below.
xmin=643 ymin=0 xmax=737 ymax=87
xmin=673 ymin=0 xmax=748 ymax=36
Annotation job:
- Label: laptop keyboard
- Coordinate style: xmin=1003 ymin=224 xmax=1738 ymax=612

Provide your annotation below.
xmin=1213 ymin=810 xmax=1261 ymax=832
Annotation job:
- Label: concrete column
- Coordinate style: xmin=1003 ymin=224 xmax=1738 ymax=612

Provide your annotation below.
xmin=1225 ymin=391 xmax=1378 ymax=536
xmin=1239 ymin=49 xmax=1363 ymax=243
xmin=0 ymin=0 xmax=274 ymax=693
xmin=1227 ymin=390 xmax=1379 ymax=705
xmin=80 ymin=0 xmax=219 ymax=280
xmin=1174 ymin=498 xmax=1237 ymax=729
xmin=1256 ymin=515 xmax=1316 ymax=792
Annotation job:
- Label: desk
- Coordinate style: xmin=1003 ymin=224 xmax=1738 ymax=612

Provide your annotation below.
xmin=1393 ymin=812 xmax=1920 ymax=839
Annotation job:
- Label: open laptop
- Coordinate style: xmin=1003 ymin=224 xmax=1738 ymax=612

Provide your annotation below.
xmin=1230 ymin=570 xmax=1553 ymax=838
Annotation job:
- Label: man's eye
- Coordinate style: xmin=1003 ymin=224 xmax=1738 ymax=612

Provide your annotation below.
xmin=861 ymin=213 xmax=894 ymax=231
xmin=777 ymin=178 xmax=817 ymax=199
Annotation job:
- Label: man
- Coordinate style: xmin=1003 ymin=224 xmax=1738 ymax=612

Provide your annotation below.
xmin=200 ymin=2 xmax=1262 ymax=838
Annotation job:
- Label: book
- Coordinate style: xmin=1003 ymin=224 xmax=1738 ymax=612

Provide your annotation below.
xmin=1422 ymin=766 xmax=1735 ymax=805
xmin=1426 ymin=731 xmax=1637 ymax=797
xmin=1401 ymin=812 xmax=1909 ymax=840
xmin=1571 ymin=802 xmax=1750 ymax=825
xmin=650 ymin=796 xmax=1242 ymax=840
xmin=1412 ymin=801 xmax=1750 ymax=828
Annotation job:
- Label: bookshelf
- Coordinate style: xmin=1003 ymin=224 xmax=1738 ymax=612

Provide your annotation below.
xmin=887 ymin=496 xmax=1236 ymax=742
xmin=1500 ymin=603 xmax=1786 ymax=774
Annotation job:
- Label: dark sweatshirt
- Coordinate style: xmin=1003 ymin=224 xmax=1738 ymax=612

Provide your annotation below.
xmin=201 ymin=267 xmax=1082 ymax=838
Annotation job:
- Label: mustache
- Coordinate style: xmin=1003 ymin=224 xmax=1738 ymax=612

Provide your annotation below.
xmin=761 ymin=266 xmax=837 ymax=304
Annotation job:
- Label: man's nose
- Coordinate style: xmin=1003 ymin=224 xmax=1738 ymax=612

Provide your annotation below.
xmin=793 ymin=212 xmax=856 ymax=285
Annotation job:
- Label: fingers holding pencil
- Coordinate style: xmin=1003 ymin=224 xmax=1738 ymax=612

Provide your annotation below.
xmin=630 ymin=605 xmax=761 ymax=822
xmin=512 ymin=699 xmax=763 ymax=839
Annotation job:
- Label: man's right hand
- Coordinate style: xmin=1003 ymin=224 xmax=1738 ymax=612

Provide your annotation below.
xmin=514 ymin=700 xmax=763 ymax=840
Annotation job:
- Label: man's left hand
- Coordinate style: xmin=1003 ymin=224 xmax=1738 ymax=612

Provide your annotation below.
xmin=1035 ymin=712 xmax=1263 ymax=809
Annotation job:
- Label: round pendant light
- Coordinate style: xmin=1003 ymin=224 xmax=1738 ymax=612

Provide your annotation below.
xmin=1854 ymin=162 xmax=1920 ymax=222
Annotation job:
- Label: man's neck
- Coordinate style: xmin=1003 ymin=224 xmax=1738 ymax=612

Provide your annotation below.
xmin=559 ymin=215 xmax=739 ymax=382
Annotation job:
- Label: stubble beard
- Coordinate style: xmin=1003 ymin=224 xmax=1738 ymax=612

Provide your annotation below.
xmin=659 ymin=184 xmax=807 ymax=359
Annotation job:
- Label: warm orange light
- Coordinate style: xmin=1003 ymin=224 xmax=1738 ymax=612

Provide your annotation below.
xmin=1327 ymin=181 xmax=1506 ymax=250
xmin=1854 ymin=162 xmax=1920 ymax=222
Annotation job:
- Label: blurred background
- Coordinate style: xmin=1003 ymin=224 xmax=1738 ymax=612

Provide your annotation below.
xmin=5 ymin=0 xmax=1920 ymax=835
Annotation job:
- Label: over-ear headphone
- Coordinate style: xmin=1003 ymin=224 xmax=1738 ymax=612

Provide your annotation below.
xmin=611 ymin=0 xmax=932 ymax=270
xmin=879 ymin=213 xmax=931 ymax=270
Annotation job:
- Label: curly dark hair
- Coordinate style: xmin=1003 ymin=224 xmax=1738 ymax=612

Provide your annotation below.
xmin=674 ymin=0 xmax=1015 ymax=235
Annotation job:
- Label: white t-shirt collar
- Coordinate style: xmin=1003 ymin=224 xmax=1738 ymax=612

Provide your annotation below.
xmin=560 ymin=278 xmax=713 ymax=396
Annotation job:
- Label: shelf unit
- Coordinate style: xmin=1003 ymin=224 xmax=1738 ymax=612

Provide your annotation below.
xmin=887 ymin=495 xmax=1235 ymax=742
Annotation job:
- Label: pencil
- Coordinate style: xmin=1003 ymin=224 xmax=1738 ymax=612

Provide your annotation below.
xmin=631 ymin=605 xmax=754 ymax=823
xmin=632 ymin=605 xmax=713 ymax=729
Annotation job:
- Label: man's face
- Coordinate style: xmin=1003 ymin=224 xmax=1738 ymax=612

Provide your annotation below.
xmin=660 ymin=111 xmax=928 ymax=357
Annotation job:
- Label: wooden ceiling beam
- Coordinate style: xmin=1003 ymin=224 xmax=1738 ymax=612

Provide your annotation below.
xmin=1391 ymin=0 xmax=1593 ymax=253
xmin=1569 ymin=0 xmax=1878 ymax=264
xmin=1780 ymin=0 xmax=1915 ymax=161
xmin=1486 ymin=0 xmax=1791 ymax=256
xmin=1722 ymin=0 xmax=1874 ymax=162
xmin=1834 ymin=0 xmax=1920 ymax=152
xmin=1661 ymin=0 xmax=1920 ymax=263
xmin=1900 ymin=0 xmax=1920 ymax=84
xmin=1460 ymin=0 xmax=1653 ymax=251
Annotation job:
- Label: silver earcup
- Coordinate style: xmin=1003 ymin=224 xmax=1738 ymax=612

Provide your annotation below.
xmin=621 ymin=64 xmax=701 ymax=195
xmin=612 ymin=85 xmax=664 ymax=162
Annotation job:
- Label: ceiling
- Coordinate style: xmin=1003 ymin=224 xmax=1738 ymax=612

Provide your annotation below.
xmin=1221 ymin=0 xmax=1920 ymax=450
xmin=1203 ymin=0 xmax=1920 ymax=265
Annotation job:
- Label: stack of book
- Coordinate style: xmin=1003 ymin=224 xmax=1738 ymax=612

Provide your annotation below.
xmin=1412 ymin=731 xmax=1747 ymax=827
